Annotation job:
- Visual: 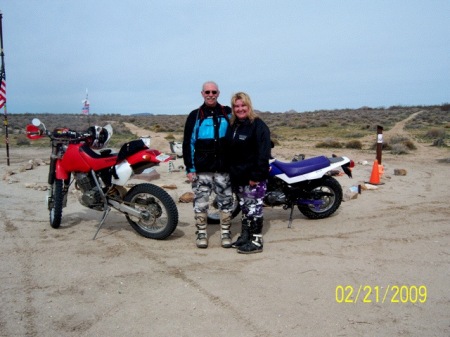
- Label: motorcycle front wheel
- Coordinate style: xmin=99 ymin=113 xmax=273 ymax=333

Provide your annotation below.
xmin=297 ymin=176 xmax=343 ymax=219
xmin=49 ymin=179 xmax=63 ymax=228
xmin=123 ymin=183 xmax=178 ymax=239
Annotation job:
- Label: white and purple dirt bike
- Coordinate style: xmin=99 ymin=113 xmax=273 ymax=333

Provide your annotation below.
xmin=207 ymin=155 xmax=354 ymax=227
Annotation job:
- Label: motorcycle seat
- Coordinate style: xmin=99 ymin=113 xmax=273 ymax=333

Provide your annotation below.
xmin=272 ymin=156 xmax=330 ymax=177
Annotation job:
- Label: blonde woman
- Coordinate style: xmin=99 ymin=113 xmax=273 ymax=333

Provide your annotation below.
xmin=227 ymin=92 xmax=271 ymax=254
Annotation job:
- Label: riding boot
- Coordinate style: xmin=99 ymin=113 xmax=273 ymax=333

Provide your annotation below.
xmin=231 ymin=216 xmax=250 ymax=248
xmin=220 ymin=211 xmax=232 ymax=248
xmin=237 ymin=217 xmax=263 ymax=254
xmin=195 ymin=212 xmax=208 ymax=248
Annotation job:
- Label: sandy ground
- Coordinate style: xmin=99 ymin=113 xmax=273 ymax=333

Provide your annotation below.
xmin=1 ymin=115 xmax=449 ymax=337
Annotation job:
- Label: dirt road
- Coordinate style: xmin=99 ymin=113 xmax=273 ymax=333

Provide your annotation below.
xmin=0 ymin=114 xmax=449 ymax=336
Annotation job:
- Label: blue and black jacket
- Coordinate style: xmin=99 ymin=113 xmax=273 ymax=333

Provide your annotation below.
xmin=182 ymin=103 xmax=232 ymax=174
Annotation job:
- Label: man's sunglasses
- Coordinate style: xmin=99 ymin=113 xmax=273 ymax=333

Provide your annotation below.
xmin=204 ymin=90 xmax=218 ymax=95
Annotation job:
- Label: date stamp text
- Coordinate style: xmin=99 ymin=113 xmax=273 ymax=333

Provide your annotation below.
xmin=335 ymin=285 xmax=427 ymax=304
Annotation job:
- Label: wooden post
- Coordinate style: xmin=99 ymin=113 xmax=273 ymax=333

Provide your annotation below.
xmin=376 ymin=125 xmax=383 ymax=164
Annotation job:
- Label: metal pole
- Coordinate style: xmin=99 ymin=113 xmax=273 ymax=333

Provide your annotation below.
xmin=0 ymin=11 xmax=10 ymax=166
xmin=376 ymin=125 xmax=383 ymax=164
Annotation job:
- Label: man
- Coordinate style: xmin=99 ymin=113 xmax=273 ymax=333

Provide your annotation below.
xmin=182 ymin=81 xmax=233 ymax=248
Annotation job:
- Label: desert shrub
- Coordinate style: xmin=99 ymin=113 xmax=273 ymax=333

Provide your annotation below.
xmin=432 ymin=138 xmax=447 ymax=147
xmin=402 ymin=139 xmax=417 ymax=150
xmin=375 ymin=135 xmax=416 ymax=154
xmin=270 ymin=132 xmax=280 ymax=141
xmin=344 ymin=132 xmax=366 ymax=138
xmin=390 ymin=143 xmax=409 ymax=155
xmin=16 ymin=134 xmax=31 ymax=146
xmin=315 ymin=138 xmax=342 ymax=148
xmin=389 ymin=135 xmax=416 ymax=150
xmin=345 ymin=140 xmax=363 ymax=149
xmin=424 ymin=128 xmax=446 ymax=139
xmin=371 ymin=141 xmax=391 ymax=151
xmin=440 ymin=103 xmax=450 ymax=111
xmin=293 ymin=123 xmax=308 ymax=129
xmin=165 ymin=134 xmax=175 ymax=140
xmin=381 ymin=142 xmax=392 ymax=150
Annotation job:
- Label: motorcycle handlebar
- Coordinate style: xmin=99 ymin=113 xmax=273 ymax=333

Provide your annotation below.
xmin=50 ymin=128 xmax=91 ymax=141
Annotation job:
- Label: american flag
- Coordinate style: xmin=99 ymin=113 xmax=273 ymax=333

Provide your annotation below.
xmin=0 ymin=71 xmax=5 ymax=109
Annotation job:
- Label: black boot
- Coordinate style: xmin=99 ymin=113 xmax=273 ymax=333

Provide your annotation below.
xmin=237 ymin=217 xmax=263 ymax=254
xmin=231 ymin=217 xmax=250 ymax=248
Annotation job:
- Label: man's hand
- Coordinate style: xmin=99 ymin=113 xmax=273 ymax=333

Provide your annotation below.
xmin=187 ymin=172 xmax=197 ymax=182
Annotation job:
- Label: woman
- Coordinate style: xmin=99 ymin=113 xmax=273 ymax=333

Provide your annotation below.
xmin=227 ymin=92 xmax=271 ymax=254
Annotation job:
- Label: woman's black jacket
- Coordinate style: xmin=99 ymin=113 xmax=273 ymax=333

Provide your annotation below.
xmin=226 ymin=117 xmax=271 ymax=187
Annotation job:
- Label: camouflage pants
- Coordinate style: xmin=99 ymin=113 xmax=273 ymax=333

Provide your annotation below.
xmin=192 ymin=172 xmax=233 ymax=214
xmin=235 ymin=181 xmax=267 ymax=222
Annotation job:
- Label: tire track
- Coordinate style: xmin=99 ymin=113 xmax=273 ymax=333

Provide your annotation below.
xmin=112 ymin=232 xmax=272 ymax=337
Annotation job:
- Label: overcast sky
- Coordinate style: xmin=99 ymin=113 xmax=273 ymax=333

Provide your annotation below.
xmin=1 ymin=0 xmax=449 ymax=115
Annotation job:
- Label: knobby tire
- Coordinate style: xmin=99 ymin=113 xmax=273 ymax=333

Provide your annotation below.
xmin=297 ymin=175 xmax=343 ymax=219
xmin=49 ymin=179 xmax=64 ymax=229
xmin=124 ymin=183 xmax=178 ymax=239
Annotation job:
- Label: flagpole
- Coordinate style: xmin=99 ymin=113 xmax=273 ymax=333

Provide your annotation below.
xmin=0 ymin=11 xmax=10 ymax=166
xmin=86 ymin=88 xmax=90 ymax=125
xmin=81 ymin=88 xmax=91 ymax=126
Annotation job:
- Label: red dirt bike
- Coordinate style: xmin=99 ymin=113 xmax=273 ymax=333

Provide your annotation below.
xmin=26 ymin=118 xmax=178 ymax=240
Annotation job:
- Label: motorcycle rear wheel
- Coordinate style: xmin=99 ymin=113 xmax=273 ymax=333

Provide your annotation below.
xmin=124 ymin=183 xmax=178 ymax=239
xmin=49 ymin=179 xmax=63 ymax=228
xmin=297 ymin=176 xmax=343 ymax=219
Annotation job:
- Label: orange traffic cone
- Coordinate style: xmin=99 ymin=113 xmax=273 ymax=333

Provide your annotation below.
xmin=366 ymin=160 xmax=383 ymax=185
xmin=378 ymin=163 xmax=384 ymax=176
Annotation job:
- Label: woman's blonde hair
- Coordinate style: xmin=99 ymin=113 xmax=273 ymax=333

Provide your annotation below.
xmin=230 ymin=92 xmax=258 ymax=125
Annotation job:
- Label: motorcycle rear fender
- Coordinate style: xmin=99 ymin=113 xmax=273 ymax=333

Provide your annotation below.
xmin=126 ymin=149 xmax=173 ymax=165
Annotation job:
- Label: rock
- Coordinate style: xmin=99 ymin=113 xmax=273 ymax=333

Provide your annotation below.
xmin=25 ymin=163 xmax=34 ymax=170
xmin=394 ymin=169 xmax=407 ymax=176
xmin=162 ymin=184 xmax=177 ymax=190
xmin=179 ymin=192 xmax=195 ymax=203
xmin=361 ymin=182 xmax=379 ymax=190
xmin=343 ymin=187 xmax=359 ymax=201
xmin=3 ymin=171 xmax=14 ymax=181
xmin=7 ymin=177 xmax=19 ymax=184
xmin=34 ymin=158 xmax=46 ymax=166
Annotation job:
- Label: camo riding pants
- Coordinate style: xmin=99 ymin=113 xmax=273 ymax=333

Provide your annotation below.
xmin=192 ymin=172 xmax=233 ymax=214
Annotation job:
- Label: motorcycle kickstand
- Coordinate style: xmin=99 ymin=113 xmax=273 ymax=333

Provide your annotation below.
xmin=93 ymin=206 xmax=111 ymax=240
xmin=287 ymin=203 xmax=295 ymax=228
xmin=91 ymin=170 xmax=111 ymax=240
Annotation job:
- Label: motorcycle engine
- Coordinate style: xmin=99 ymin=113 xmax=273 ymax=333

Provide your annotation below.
xmin=263 ymin=191 xmax=287 ymax=206
xmin=75 ymin=173 xmax=103 ymax=210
